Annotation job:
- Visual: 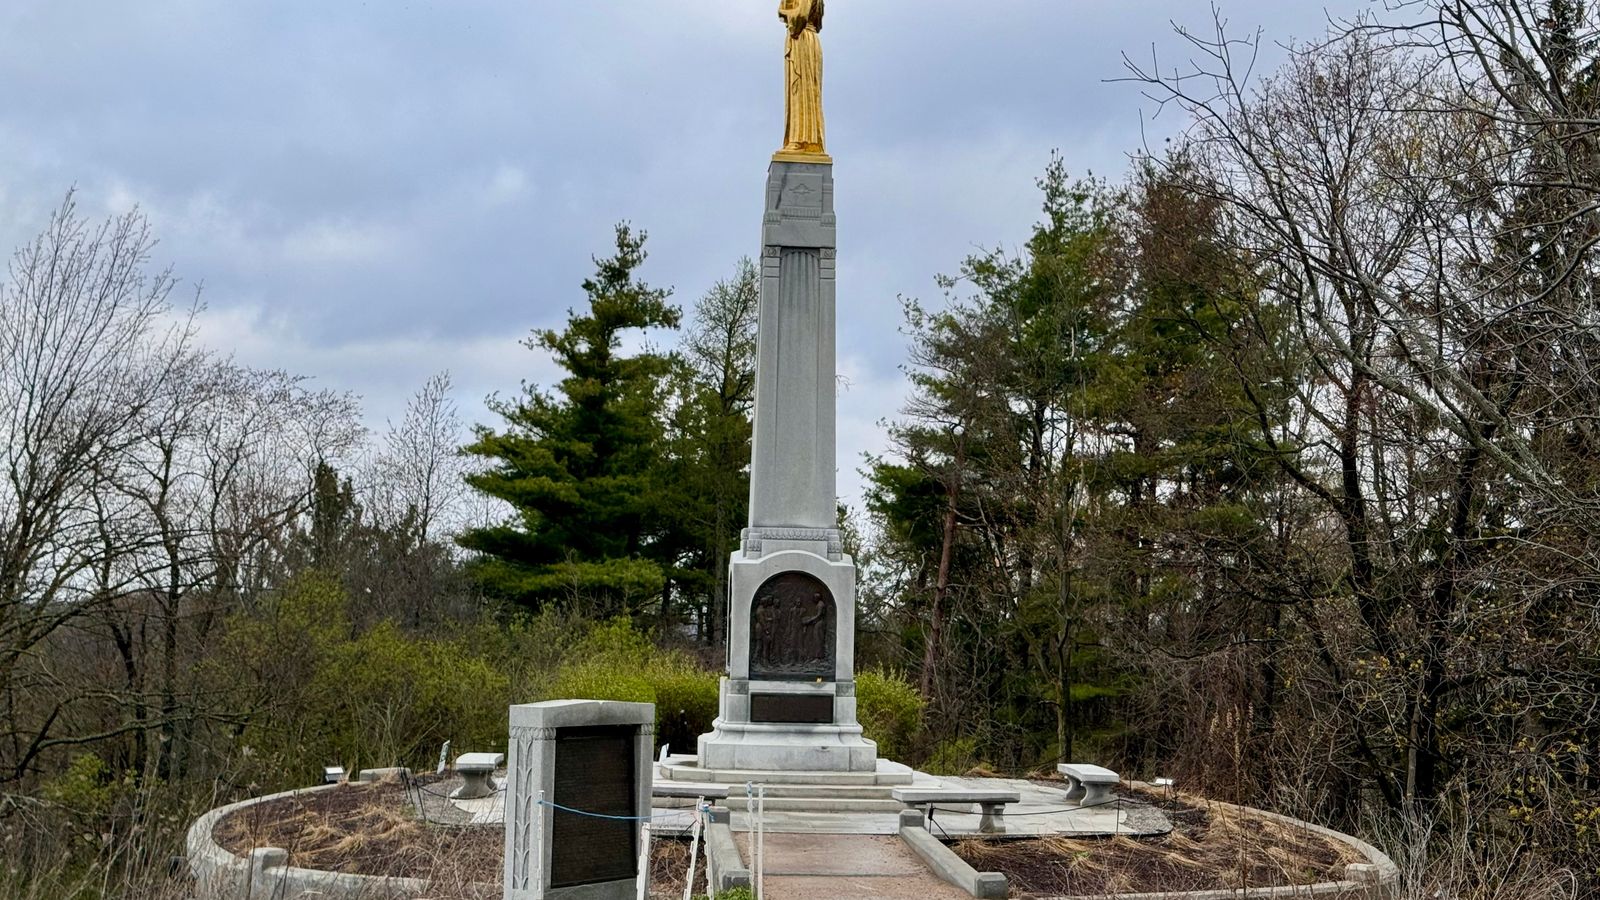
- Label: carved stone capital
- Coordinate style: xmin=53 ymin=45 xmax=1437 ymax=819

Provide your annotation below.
xmin=742 ymin=526 xmax=845 ymax=561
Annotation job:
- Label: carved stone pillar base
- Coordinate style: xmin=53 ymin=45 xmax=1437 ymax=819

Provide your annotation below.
xmin=696 ymin=545 xmax=878 ymax=773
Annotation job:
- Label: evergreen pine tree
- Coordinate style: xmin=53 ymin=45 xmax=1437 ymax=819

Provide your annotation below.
xmin=460 ymin=225 xmax=681 ymax=615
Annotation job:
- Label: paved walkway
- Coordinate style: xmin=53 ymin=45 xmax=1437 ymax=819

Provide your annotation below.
xmin=448 ymin=774 xmax=1162 ymax=837
xmin=736 ymin=833 xmax=972 ymax=900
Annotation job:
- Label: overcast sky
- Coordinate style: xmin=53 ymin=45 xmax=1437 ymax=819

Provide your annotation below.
xmin=0 ymin=0 xmax=1369 ymax=510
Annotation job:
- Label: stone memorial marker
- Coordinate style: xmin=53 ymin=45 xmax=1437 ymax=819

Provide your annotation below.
xmin=504 ymin=700 xmax=655 ymax=900
xmin=696 ymin=0 xmax=880 ymax=775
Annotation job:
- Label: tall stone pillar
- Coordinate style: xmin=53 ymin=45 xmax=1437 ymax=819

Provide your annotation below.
xmin=696 ymin=159 xmax=878 ymax=774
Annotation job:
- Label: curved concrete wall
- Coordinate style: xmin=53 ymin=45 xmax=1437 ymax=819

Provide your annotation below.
xmin=1046 ymin=787 xmax=1400 ymax=900
xmin=186 ymin=780 xmax=1398 ymax=900
xmin=185 ymin=783 xmax=488 ymax=899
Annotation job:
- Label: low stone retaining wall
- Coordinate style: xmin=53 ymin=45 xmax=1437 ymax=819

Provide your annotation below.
xmin=185 ymin=783 xmax=479 ymax=899
xmin=187 ymin=780 xmax=1398 ymax=900
xmin=1042 ymin=786 xmax=1400 ymax=900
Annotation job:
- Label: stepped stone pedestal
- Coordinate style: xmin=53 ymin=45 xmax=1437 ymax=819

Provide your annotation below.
xmin=696 ymin=159 xmax=879 ymax=775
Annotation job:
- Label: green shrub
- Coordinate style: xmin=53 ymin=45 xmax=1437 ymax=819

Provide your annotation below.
xmin=649 ymin=661 xmax=720 ymax=754
xmin=548 ymin=659 xmax=656 ymax=704
xmin=219 ymin=575 xmax=512 ymax=784
xmin=855 ymin=669 xmax=923 ymax=761
xmin=41 ymin=754 xmax=125 ymax=825
xmin=924 ymin=735 xmax=985 ymax=776
xmin=692 ymin=889 xmax=754 ymax=900
xmin=315 ymin=622 xmax=511 ymax=773
xmin=543 ymin=619 xmax=720 ymax=752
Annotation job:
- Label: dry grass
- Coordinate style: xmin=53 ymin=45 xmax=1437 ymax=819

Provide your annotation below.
xmin=214 ymin=781 xmax=501 ymax=896
xmin=954 ymin=797 xmax=1363 ymax=898
xmin=213 ymin=780 xmax=705 ymax=900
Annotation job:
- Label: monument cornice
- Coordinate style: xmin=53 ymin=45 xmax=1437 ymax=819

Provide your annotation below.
xmin=771 ymin=150 xmax=834 ymax=164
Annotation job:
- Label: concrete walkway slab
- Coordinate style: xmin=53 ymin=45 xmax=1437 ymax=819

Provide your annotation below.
xmin=736 ymin=834 xmax=972 ymax=900
xmin=441 ymin=772 xmax=1167 ymax=838
xmin=723 ymin=776 xmax=1152 ymax=837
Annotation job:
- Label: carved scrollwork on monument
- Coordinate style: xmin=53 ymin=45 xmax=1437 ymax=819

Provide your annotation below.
xmin=742 ymin=527 xmax=844 ymax=560
xmin=749 ymin=572 xmax=835 ymax=680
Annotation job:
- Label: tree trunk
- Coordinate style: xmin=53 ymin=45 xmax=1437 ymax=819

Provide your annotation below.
xmin=923 ymin=438 xmax=963 ymax=699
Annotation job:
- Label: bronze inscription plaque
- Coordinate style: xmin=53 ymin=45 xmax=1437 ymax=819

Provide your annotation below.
xmin=749 ymin=572 xmax=835 ymax=680
xmin=751 ymin=692 xmax=834 ymax=724
xmin=550 ymin=725 xmax=636 ymax=889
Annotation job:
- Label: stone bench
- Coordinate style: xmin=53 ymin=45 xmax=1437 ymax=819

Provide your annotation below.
xmin=1056 ymin=763 xmax=1119 ymax=807
xmin=891 ymin=787 xmax=1021 ymax=834
xmin=450 ymin=752 xmax=504 ymax=800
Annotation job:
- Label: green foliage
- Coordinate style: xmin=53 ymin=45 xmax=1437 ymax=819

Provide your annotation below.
xmin=692 ymin=889 xmax=755 ymax=900
xmin=220 ymin=573 xmax=508 ymax=784
xmin=41 ymin=754 xmax=124 ymax=823
xmin=543 ymin=619 xmax=720 ymax=752
xmin=855 ymin=670 xmax=923 ymax=761
xmin=924 ymin=736 xmax=986 ymax=776
xmin=548 ymin=660 xmax=656 ymax=705
xmin=314 ymin=622 xmax=510 ymax=771
xmin=655 ymin=259 xmax=760 ymax=640
xmin=461 ymin=224 xmax=681 ymax=616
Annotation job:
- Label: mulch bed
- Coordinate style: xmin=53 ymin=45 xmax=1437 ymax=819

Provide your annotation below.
xmin=953 ymin=787 xmax=1361 ymax=898
xmin=213 ymin=779 xmax=706 ymax=900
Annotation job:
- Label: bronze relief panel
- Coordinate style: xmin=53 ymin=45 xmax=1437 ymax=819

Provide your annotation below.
xmin=749 ymin=572 xmax=835 ymax=680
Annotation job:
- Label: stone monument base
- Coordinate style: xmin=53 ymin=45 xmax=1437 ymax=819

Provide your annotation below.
xmin=698 ymin=688 xmax=879 ymax=773
xmin=697 ymin=537 xmax=881 ymax=774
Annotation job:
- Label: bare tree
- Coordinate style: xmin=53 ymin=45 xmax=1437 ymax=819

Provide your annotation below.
xmin=373 ymin=371 xmax=468 ymax=544
xmin=0 ymin=193 xmax=194 ymax=782
xmin=1116 ymin=1 xmax=1600 ymax=889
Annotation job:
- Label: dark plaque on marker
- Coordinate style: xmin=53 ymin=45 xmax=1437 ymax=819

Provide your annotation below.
xmin=751 ymin=692 xmax=834 ymax=724
xmin=749 ymin=572 xmax=836 ymax=681
xmin=550 ymin=725 xmax=636 ymax=889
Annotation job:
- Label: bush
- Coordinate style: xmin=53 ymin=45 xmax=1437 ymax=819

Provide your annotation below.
xmin=548 ymin=660 xmax=656 ymax=704
xmin=692 ymin=889 xmax=754 ymax=900
xmin=924 ymin=735 xmax=985 ymax=776
xmin=315 ymin=622 xmax=510 ymax=771
xmin=543 ymin=619 xmax=720 ymax=752
xmin=855 ymin=669 xmax=922 ymax=761
xmin=649 ymin=660 xmax=720 ymax=754
xmin=220 ymin=575 xmax=510 ymax=784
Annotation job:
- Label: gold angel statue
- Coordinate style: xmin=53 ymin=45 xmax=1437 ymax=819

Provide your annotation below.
xmin=778 ymin=0 xmax=825 ymax=156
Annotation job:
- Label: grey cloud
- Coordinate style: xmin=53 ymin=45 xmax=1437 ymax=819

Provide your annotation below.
xmin=0 ymin=0 xmax=1369 ymax=503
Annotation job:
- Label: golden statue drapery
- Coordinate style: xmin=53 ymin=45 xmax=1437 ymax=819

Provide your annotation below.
xmin=778 ymin=0 xmax=825 ymax=157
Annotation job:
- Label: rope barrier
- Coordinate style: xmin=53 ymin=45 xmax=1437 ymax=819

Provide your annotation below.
xmin=537 ymin=798 xmax=661 ymax=822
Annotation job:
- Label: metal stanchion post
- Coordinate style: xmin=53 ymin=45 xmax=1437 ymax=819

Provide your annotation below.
xmin=683 ymin=797 xmax=706 ymax=900
xmin=636 ymin=821 xmax=653 ymax=900
xmin=756 ymin=784 xmax=766 ymax=900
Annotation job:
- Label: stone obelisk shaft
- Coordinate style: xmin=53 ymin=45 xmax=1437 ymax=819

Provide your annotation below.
xmin=748 ymin=161 xmax=838 ymax=530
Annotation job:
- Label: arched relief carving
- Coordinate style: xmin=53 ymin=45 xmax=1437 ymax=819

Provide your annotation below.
xmin=749 ymin=572 xmax=835 ymax=680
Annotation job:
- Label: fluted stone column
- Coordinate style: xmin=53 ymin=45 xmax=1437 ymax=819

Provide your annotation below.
xmin=696 ymin=160 xmax=878 ymax=774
